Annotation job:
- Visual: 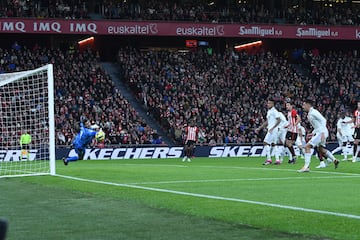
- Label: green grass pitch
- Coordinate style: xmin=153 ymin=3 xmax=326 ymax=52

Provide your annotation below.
xmin=1 ymin=156 xmax=360 ymax=240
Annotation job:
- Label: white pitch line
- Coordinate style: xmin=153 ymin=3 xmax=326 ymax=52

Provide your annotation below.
xmin=195 ymin=165 xmax=360 ymax=176
xmin=110 ymin=162 xmax=360 ymax=177
xmin=120 ymin=163 xmax=188 ymax=168
xmin=128 ymin=175 xmax=360 ymax=185
xmin=56 ymin=174 xmax=360 ymax=220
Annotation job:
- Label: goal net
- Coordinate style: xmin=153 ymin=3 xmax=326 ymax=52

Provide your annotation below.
xmin=0 ymin=64 xmax=55 ymax=178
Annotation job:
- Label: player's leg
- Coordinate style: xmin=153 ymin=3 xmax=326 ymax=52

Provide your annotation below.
xmin=315 ymin=145 xmax=329 ymax=168
xmin=274 ymin=143 xmax=284 ymax=165
xmin=182 ymin=145 xmax=188 ymax=162
xmin=20 ymin=145 xmax=30 ymax=161
xmin=331 ymin=135 xmax=343 ymax=155
xmin=353 ymin=129 xmax=360 ymax=162
xmin=275 ymin=130 xmax=286 ymax=165
xmin=319 ymin=145 xmax=339 ymax=169
xmin=263 ymin=142 xmax=272 ymax=165
xmin=263 ymin=131 xmax=276 ymax=165
xmin=353 ymin=140 xmax=358 ymax=162
xmin=186 ymin=142 xmax=194 ymax=162
xmin=341 ymin=141 xmax=348 ymax=160
xmin=295 ymin=137 xmax=305 ymax=158
xmin=286 ymin=132 xmax=297 ymax=164
xmin=348 ymin=142 xmax=354 ymax=159
xmin=346 ymin=135 xmax=354 ymax=161
xmin=63 ymin=147 xmax=84 ymax=165
xmin=298 ymin=141 xmax=312 ymax=172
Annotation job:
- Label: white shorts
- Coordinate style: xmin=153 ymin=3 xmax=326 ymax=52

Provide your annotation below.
xmin=342 ymin=134 xmax=354 ymax=143
xmin=308 ymin=131 xmax=328 ymax=148
xmin=264 ymin=129 xmax=279 ymax=145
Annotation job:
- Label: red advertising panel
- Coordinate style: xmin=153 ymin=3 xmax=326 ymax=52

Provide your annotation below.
xmin=0 ymin=18 xmax=359 ymax=40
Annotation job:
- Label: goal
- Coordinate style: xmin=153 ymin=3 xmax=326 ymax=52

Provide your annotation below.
xmin=0 ymin=64 xmax=55 ymax=178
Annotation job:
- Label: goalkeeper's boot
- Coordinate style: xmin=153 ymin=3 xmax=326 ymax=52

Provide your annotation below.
xmin=62 ymin=157 xmax=68 ymax=166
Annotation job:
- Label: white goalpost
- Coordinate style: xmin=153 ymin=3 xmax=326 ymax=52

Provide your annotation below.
xmin=0 ymin=64 xmax=55 ymax=178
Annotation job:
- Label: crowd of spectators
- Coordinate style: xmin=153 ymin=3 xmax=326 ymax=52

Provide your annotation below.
xmin=0 ymin=0 xmax=88 ymax=19
xmin=102 ymin=0 xmax=360 ymax=25
xmin=0 ymin=43 xmax=160 ymax=147
xmin=118 ymin=47 xmax=359 ymax=145
xmin=0 ymin=0 xmax=359 ymax=26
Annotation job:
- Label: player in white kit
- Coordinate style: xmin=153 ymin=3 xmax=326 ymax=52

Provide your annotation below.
xmin=255 ymin=99 xmax=282 ymax=165
xmin=298 ymin=98 xmax=339 ymax=172
xmin=277 ymin=111 xmax=288 ymax=164
xmin=332 ymin=111 xmax=354 ymax=161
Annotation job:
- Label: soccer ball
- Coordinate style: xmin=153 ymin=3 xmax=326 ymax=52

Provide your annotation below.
xmin=95 ymin=131 xmax=105 ymax=142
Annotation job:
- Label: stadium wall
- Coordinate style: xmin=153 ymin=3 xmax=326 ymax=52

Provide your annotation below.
xmin=0 ymin=143 xmax=348 ymax=161
xmin=57 ymin=143 xmax=346 ymax=159
xmin=3 ymin=144 xmax=345 ymax=161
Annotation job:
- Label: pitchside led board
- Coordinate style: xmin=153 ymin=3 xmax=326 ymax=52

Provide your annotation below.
xmin=185 ymin=40 xmax=209 ymax=48
xmin=0 ymin=143 xmax=343 ymax=161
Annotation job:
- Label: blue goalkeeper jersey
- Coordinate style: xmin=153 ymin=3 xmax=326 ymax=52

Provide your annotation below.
xmin=73 ymin=123 xmax=97 ymax=149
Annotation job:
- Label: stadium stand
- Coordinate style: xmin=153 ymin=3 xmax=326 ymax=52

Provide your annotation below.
xmin=100 ymin=0 xmax=360 ymax=25
xmin=118 ymin=47 xmax=359 ymax=144
xmin=0 ymin=0 xmax=88 ymax=19
xmin=0 ymin=0 xmax=359 ymax=25
xmin=0 ymin=43 xmax=161 ymax=146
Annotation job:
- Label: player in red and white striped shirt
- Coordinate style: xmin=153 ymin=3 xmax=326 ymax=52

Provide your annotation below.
xmin=352 ymin=102 xmax=360 ymax=162
xmin=182 ymin=120 xmax=199 ymax=162
xmin=284 ymin=100 xmax=301 ymax=164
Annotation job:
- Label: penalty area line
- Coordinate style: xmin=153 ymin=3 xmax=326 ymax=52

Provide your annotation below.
xmin=56 ymin=174 xmax=360 ymax=220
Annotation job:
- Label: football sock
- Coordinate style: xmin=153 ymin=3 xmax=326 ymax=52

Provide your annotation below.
xmin=353 ymin=144 xmax=358 ymax=158
xmin=274 ymin=146 xmax=280 ymax=161
xmin=332 ymin=146 xmax=342 ymax=155
xmin=324 ymin=150 xmax=335 ymax=162
xmin=341 ymin=145 xmax=347 ymax=159
xmin=288 ymin=145 xmax=296 ymax=157
xmin=304 ymin=153 xmax=311 ymax=168
xmin=264 ymin=145 xmax=271 ymax=160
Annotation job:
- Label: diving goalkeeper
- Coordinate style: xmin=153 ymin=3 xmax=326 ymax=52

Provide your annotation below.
xmin=63 ymin=118 xmax=100 ymax=165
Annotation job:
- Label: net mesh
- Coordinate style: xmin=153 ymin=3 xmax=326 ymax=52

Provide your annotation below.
xmin=0 ymin=65 xmax=54 ymax=177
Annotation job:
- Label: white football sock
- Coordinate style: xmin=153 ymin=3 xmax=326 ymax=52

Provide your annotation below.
xmin=274 ymin=146 xmax=280 ymax=160
xmin=331 ymin=146 xmax=342 ymax=155
xmin=341 ymin=146 xmax=347 ymax=159
xmin=264 ymin=145 xmax=271 ymax=160
xmin=304 ymin=152 xmax=311 ymax=168
xmin=324 ymin=150 xmax=335 ymax=162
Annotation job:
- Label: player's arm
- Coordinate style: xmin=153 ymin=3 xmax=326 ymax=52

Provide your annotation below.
xmin=255 ymin=120 xmax=268 ymax=133
xmin=343 ymin=119 xmax=353 ymax=124
xmin=269 ymin=117 xmax=281 ymax=133
xmin=352 ymin=112 xmax=358 ymax=128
